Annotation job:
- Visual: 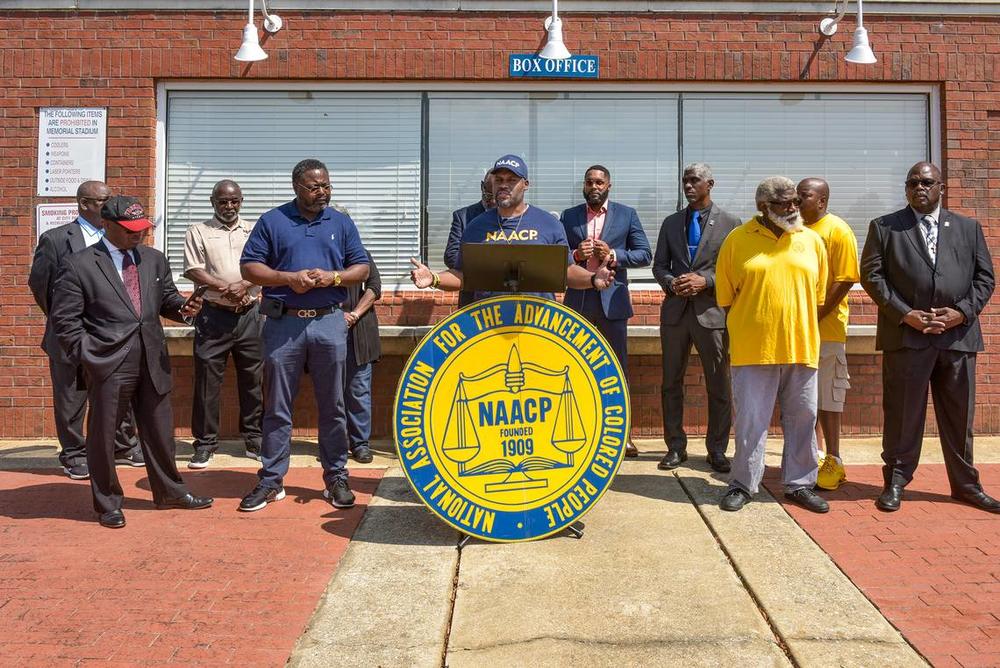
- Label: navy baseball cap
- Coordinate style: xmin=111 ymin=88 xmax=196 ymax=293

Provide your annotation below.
xmin=101 ymin=195 xmax=153 ymax=231
xmin=491 ymin=154 xmax=528 ymax=180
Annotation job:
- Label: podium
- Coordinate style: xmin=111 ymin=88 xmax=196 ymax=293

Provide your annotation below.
xmin=460 ymin=243 xmax=568 ymax=295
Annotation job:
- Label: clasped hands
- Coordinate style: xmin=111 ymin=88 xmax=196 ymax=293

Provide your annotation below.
xmin=576 ymin=238 xmax=612 ymax=264
xmin=903 ymin=307 xmax=965 ymax=335
xmin=220 ymin=281 xmax=254 ymax=307
xmin=288 ymin=269 xmax=338 ymax=293
xmin=671 ymin=272 xmax=707 ymax=297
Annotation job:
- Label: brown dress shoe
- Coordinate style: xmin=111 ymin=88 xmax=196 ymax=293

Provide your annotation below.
xmin=624 ymin=441 xmax=639 ymax=458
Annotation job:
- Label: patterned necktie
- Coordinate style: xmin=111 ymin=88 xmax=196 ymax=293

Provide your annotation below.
xmin=688 ymin=209 xmax=702 ymax=261
xmin=121 ymin=250 xmax=141 ymax=314
xmin=921 ymin=214 xmax=937 ymax=263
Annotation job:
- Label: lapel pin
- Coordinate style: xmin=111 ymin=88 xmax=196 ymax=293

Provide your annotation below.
xmin=944 ymin=221 xmax=950 ymax=227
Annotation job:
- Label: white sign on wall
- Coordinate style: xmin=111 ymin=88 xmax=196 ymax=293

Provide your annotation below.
xmin=36 ymin=108 xmax=107 ymax=197
xmin=36 ymin=203 xmax=79 ymax=243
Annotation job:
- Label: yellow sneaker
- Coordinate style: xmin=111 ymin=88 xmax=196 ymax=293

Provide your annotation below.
xmin=816 ymin=455 xmax=847 ymax=491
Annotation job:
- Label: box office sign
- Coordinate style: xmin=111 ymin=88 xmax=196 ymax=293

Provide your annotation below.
xmin=37 ymin=108 xmax=107 ymax=197
xmin=508 ymin=54 xmax=599 ymax=79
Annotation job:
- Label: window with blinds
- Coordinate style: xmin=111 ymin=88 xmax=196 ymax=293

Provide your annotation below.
xmin=165 ymin=91 xmax=421 ymax=281
xmin=681 ymin=93 xmax=929 ymax=247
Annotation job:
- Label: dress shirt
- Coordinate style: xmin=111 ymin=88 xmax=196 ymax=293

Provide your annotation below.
xmin=76 ymin=216 xmax=104 ymax=247
xmin=910 ymin=204 xmax=941 ymax=261
xmin=101 ymin=237 xmax=136 ymax=280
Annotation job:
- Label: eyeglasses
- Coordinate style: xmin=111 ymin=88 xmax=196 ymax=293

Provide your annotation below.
xmin=905 ymin=178 xmax=941 ymax=189
xmin=81 ymin=196 xmax=110 ymax=204
xmin=768 ymin=198 xmax=801 ymax=208
xmin=297 ymin=183 xmax=332 ymax=195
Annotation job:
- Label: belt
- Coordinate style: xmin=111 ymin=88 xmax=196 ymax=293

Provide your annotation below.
xmin=205 ymin=300 xmax=254 ymax=315
xmin=283 ymin=304 xmax=340 ymax=318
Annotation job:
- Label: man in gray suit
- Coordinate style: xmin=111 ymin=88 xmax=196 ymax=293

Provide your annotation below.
xmin=28 ymin=181 xmax=142 ymax=480
xmin=861 ymin=161 xmax=999 ymax=513
xmin=652 ymin=164 xmax=741 ymax=473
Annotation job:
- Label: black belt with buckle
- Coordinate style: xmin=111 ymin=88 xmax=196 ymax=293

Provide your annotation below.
xmin=205 ymin=300 xmax=254 ymax=315
xmin=283 ymin=304 xmax=340 ymax=318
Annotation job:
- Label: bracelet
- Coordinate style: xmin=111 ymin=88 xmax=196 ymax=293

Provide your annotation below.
xmin=590 ymin=273 xmax=599 ymax=289
xmin=431 ymin=272 xmax=441 ymax=290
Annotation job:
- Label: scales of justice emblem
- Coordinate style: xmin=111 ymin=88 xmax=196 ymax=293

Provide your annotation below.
xmin=442 ymin=344 xmax=587 ymax=494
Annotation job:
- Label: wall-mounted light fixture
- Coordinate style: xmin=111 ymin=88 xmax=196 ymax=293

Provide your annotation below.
xmin=538 ymin=0 xmax=572 ymax=60
xmin=235 ymin=0 xmax=283 ymax=62
xmin=819 ymin=0 xmax=877 ymax=64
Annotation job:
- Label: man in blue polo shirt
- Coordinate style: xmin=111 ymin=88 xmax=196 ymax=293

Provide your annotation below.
xmin=410 ymin=154 xmax=614 ymax=298
xmin=238 ymin=158 xmax=370 ymax=512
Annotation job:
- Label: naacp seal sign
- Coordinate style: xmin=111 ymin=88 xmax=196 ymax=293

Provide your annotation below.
xmin=394 ymin=296 xmax=630 ymax=542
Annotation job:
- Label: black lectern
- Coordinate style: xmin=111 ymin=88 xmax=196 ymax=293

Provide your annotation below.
xmin=460 ymin=243 xmax=568 ymax=294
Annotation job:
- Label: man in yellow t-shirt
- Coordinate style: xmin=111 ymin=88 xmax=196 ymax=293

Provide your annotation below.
xmin=798 ymin=178 xmax=859 ymax=491
xmin=715 ymin=176 xmax=829 ymax=514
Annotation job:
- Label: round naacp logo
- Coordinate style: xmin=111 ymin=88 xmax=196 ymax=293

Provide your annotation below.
xmin=394 ymin=296 xmax=630 ymax=542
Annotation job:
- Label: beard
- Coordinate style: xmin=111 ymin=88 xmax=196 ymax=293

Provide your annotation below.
xmin=767 ymin=210 xmax=803 ymax=232
xmin=585 ymin=189 xmax=608 ymax=207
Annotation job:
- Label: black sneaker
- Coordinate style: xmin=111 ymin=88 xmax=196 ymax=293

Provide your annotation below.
xmin=720 ymin=487 xmax=752 ymax=512
xmin=188 ymin=449 xmax=213 ymax=470
xmin=244 ymin=443 xmax=262 ymax=461
xmin=238 ymin=483 xmax=285 ymax=512
xmin=784 ymin=488 xmax=830 ymax=514
xmin=351 ymin=445 xmax=374 ymax=464
xmin=323 ymin=479 xmax=356 ymax=508
xmin=62 ymin=463 xmax=90 ymax=480
xmin=115 ymin=448 xmax=145 ymax=467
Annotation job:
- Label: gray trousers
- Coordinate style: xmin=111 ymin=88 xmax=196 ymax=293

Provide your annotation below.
xmin=728 ymin=364 xmax=819 ymax=495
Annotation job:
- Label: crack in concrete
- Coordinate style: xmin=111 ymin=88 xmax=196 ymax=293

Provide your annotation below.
xmin=449 ymin=634 xmax=782 ymax=652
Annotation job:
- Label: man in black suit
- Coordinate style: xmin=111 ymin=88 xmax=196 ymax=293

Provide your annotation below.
xmin=28 ymin=181 xmax=142 ymax=480
xmin=444 ymin=172 xmax=494 ymax=307
xmin=861 ymin=161 xmax=999 ymax=513
xmin=561 ymin=165 xmax=651 ymax=457
xmin=50 ymin=196 xmax=213 ymax=528
xmin=652 ymin=163 xmax=741 ymax=473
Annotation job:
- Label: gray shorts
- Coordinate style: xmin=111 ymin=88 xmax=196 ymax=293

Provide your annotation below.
xmin=817 ymin=341 xmax=851 ymax=413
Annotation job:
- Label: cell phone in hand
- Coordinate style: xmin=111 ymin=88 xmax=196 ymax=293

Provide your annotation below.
xmin=184 ymin=284 xmax=210 ymax=309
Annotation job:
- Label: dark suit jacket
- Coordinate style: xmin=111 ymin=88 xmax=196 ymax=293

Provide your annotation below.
xmin=445 ymin=201 xmax=487 ymax=308
xmin=860 ymin=206 xmax=994 ymax=353
xmin=344 ymin=251 xmax=382 ymax=366
xmin=561 ymin=202 xmax=651 ymax=321
xmin=28 ymin=220 xmax=88 ymax=362
xmin=652 ymin=204 xmax=741 ymax=329
xmin=50 ymin=242 xmax=188 ymax=395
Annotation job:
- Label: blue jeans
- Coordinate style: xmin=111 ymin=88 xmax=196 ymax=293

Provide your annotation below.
xmin=345 ymin=336 xmax=372 ymax=451
xmin=259 ymin=311 xmax=349 ymax=489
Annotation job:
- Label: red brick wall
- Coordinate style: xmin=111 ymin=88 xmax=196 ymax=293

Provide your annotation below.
xmin=2 ymin=11 xmax=997 ymax=439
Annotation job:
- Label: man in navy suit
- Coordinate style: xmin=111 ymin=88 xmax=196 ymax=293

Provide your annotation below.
xmin=561 ymin=165 xmax=651 ymax=457
xmin=861 ymin=161 xmax=999 ymax=513
xmin=444 ymin=172 xmax=494 ymax=307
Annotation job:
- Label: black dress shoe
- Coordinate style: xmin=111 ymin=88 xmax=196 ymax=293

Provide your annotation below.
xmin=706 ymin=452 xmax=731 ymax=473
xmin=99 ymin=509 xmax=126 ymax=528
xmin=784 ymin=488 xmax=830 ymax=514
xmin=624 ymin=441 xmax=639 ymax=458
xmin=875 ymin=484 xmax=903 ymax=512
xmin=155 ymin=493 xmax=214 ymax=510
xmin=952 ymin=490 xmax=1000 ymax=514
xmin=720 ymin=487 xmax=751 ymax=512
xmin=657 ymin=450 xmax=687 ymax=470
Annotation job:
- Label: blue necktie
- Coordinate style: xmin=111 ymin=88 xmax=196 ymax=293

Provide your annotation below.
xmin=688 ymin=209 xmax=702 ymax=261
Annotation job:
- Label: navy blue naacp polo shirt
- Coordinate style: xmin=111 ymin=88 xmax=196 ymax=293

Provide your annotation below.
xmin=240 ymin=200 xmax=369 ymax=309
xmin=456 ymin=205 xmax=572 ymax=302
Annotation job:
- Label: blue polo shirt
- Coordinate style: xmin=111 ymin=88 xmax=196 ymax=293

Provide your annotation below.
xmin=241 ymin=200 xmax=369 ymax=309
xmin=456 ymin=205 xmax=572 ymax=302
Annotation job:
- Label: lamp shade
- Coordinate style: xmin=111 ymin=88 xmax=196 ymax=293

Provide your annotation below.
xmin=845 ymin=26 xmax=877 ymax=64
xmin=235 ymin=23 xmax=268 ymax=62
xmin=539 ymin=16 xmax=572 ymax=60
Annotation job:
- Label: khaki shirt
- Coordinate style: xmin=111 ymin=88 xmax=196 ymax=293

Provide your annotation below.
xmin=183 ymin=216 xmax=260 ymax=305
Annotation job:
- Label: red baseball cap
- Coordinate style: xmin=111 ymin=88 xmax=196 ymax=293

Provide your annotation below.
xmin=101 ymin=195 xmax=153 ymax=232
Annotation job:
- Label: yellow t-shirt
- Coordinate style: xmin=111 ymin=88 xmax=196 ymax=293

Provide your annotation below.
xmin=716 ymin=216 xmax=828 ymax=368
xmin=806 ymin=213 xmax=859 ymax=343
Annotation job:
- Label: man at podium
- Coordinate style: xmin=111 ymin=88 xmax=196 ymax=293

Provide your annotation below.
xmin=410 ymin=154 xmax=614 ymax=298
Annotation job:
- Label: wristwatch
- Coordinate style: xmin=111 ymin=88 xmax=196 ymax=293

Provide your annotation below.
xmin=332 ymin=272 xmax=342 ymax=287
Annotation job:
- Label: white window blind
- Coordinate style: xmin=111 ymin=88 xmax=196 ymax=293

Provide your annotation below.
xmin=165 ymin=91 xmax=421 ymax=280
xmin=682 ymin=93 xmax=929 ymax=246
xmin=427 ymin=92 xmax=680 ymax=281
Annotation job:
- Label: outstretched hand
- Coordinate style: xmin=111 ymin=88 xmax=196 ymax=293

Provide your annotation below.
xmin=409 ymin=257 xmax=434 ymax=289
xmin=592 ymin=256 xmax=616 ymax=291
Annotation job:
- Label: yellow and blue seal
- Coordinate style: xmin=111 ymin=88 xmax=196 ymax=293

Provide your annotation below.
xmin=394 ymin=295 xmax=630 ymax=542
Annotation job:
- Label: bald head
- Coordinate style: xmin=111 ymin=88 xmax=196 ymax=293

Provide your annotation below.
xmin=210 ymin=179 xmax=243 ymax=226
xmin=75 ymin=181 xmax=110 ymax=227
xmin=904 ymin=161 xmax=944 ymax=214
xmin=796 ymin=177 xmax=829 ymax=224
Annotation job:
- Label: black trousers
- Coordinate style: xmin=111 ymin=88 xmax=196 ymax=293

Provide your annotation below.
xmin=660 ymin=307 xmax=732 ymax=455
xmin=579 ymin=290 xmax=628 ymax=376
xmin=86 ymin=339 xmax=187 ymax=514
xmin=48 ymin=355 xmax=139 ymax=467
xmin=881 ymin=347 xmax=981 ymax=494
xmin=191 ymin=303 xmax=264 ymax=451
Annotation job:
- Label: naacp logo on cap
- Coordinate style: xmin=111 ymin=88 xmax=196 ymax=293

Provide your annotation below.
xmin=495 ymin=158 xmax=521 ymax=169
xmin=394 ymin=295 xmax=630 ymax=542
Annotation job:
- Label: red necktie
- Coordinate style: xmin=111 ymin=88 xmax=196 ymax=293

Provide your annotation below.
xmin=121 ymin=250 xmax=141 ymax=315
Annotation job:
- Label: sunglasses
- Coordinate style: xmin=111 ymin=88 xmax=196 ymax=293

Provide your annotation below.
xmin=905 ymin=178 xmax=941 ymax=189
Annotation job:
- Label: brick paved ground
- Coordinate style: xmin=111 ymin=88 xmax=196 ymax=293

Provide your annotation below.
xmin=0 ymin=466 xmax=383 ymax=666
xmin=766 ymin=463 xmax=1000 ymax=668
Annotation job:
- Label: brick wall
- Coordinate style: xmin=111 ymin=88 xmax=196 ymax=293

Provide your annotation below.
xmin=1 ymin=11 xmax=997 ymax=439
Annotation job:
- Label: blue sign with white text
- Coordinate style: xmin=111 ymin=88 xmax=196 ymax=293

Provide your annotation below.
xmin=509 ymin=54 xmax=599 ymax=79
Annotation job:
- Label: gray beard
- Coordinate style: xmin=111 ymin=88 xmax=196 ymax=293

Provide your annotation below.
xmin=769 ymin=211 xmax=803 ymax=232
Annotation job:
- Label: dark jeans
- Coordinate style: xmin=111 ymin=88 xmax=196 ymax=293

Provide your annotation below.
xmin=345 ymin=336 xmax=372 ymax=451
xmin=259 ymin=311 xmax=350 ymax=489
xmin=192 ymin=303 xmax=264 ymax=452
